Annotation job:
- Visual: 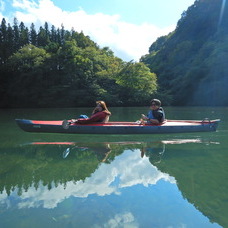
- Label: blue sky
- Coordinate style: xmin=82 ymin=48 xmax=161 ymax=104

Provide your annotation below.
xmin=0 ymin=0 xmax=196 ymax=60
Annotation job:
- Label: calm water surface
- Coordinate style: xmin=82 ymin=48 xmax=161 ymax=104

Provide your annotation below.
xmin=0 ymin=107 xmax=227 ymax=228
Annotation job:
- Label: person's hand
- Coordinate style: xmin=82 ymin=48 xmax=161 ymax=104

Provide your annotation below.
xmin=141 ymin=114 xmax=148 ymax=120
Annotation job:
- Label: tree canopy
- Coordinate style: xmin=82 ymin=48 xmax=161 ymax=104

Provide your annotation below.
xmin=0 ymin=18 xmax=157 ymax=108
xmin=1 ymin=0 xmax=227 ymax=107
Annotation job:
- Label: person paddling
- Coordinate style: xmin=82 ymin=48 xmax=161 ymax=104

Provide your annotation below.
xmin=141 ymin=99 xmax=165 ymax=124
xmin=62 ymin=101 xmax=111 ymax=129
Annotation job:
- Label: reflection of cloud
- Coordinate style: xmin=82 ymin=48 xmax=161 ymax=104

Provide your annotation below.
xmin=0 ymin=191 xmax=11 ymax=209
xmin=1 ymin=149 xmax=175 ymax=209
xmin=5 ymin=0 xmax=174 ymax=61
xmin=101 ymin=212 xmax=137 ymax=228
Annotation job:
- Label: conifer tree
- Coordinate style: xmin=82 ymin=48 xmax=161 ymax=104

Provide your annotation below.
xmin=30 ymin=23 xmax=37 ymax=46
xmin=19 ymin=22 xmax=29 ymax=47
xmin=13 ymin=18 xmax=20 ymax=52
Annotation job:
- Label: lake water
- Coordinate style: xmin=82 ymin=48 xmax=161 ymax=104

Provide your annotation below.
xmin=0 ymin=107 xmax=227 ymax=228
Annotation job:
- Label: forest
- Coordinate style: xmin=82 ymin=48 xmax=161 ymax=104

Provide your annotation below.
xmin=141 ymin=0 xmax=228 ymax=106
xmin=1 ymin=0 xmax=228 ymax=107
xmin=0 ymin=19 xmax=157 ymax=108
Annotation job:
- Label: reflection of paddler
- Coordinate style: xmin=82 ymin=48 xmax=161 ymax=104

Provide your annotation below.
xmin=140 ymin=139 xmax=211 ymax=163
xmin=63 ymin=143 xmax=112 ymax=163
xmin=140 ymin=142 xmax=165 ymax=164
xmin=86 ymin=144 xmax=112 ymax=163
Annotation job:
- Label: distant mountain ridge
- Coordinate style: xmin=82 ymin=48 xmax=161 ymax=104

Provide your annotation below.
xmin=141 ymin=0 xmax=228 ymax=106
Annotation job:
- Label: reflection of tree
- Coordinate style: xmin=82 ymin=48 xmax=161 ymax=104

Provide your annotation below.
xmin=140 ymin=142 xmax=165 ymax=164
xmin=1 ymin=139 xmax=226 ymax=228
xmin=0 ymin=145 xmax=97 ymax=196
xmin=145 ymin=140 xmax=227 ymax=228
xmin=0 ymin=142 xmax=142 ymax=196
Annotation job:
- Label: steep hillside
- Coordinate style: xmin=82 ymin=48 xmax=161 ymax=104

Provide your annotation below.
xmin=141 ymin=0 xmax=228 ymax=106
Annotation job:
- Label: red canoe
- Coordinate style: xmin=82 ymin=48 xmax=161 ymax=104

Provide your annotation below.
xmin=15 ymin=119 xmax=220 ymax=134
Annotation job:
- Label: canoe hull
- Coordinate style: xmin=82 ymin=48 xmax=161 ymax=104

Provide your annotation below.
xmin=15 ymin=119 xmax=220 ymax=134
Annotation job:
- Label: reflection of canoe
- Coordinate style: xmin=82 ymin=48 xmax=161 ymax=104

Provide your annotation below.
xmin=16 ymin=119 xmax=220 ymax=134
xmin=29 ymin=139 xmax=219 ymax=146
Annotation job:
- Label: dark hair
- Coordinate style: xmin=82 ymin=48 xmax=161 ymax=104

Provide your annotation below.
xmin=151 ymin=99 xmax=161 ymax=106
xmin=96 ymin=101 xmax=109 ymax=111
xmin=92 ymin=101 xmax=110 ymax=114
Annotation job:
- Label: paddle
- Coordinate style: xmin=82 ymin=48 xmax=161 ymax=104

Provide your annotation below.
xmin=62 ymin=119 xmax=78 ymax=129
xmin=62 ymin=119 xmax=71 ymax=129
xmin=63 ymin=148 xmax=70 ymax=158
xmin=62 ymin=115 xmax=88 ymax=129
xmin=62 ymin=146 xmax=88 ymax=158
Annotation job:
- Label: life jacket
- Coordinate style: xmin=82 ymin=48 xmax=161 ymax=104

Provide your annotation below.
xmin=147 ymin=107 xmax=165 ymax=123
xmin=154 ymin=107 xmax=165 ymax=122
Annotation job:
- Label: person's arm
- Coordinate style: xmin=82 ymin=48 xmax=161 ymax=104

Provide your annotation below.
xmin=148 ymin=118 xmax=160 ymax=124
xmin=76 ymin=112 xmax=106 ymax=124
xmin=141 ymin=114 xmax=160 ymax=124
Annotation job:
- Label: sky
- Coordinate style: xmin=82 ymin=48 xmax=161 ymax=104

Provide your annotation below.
xmin=0 ymin=0 xmax=196 ymax=61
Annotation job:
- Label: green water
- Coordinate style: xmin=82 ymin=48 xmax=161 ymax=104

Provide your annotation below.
xmin=0 ymin=107 xmax=227 ymax=228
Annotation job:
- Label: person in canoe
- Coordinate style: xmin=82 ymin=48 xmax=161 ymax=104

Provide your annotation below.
xmin=141 ymin=99 xmax=165 ymax=124
xmin=62 ymin=101 xmax=111 ymax=129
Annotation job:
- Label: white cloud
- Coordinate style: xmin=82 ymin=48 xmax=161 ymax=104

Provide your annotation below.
xmin=0 ymin=149 xmax=175 ymax=209
xmin=13 ymin=0 xmax=38 ymax=10
xmin=0 ymin=0 xmax=5 ymax=12
xmin=8 ymin=0 xmax=175 ymax=61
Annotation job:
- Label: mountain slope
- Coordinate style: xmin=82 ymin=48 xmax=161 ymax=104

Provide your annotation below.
xmin=141 ymin=0 xmax=228 ymax=106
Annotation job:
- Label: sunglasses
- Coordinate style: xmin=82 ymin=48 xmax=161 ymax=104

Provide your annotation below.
xmin=151 ymin=103 xmax=157 ymax=106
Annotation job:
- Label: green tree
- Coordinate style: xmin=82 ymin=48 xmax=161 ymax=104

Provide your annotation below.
xmin=37 ymin=24 xmax=50 ymax=47
xmin=13 ymin=18 xmax=20 ymax=52
xmin=50 ymin=25 xmax=57 ymax=42
xmin=29 ymin=23 xmax=37 ymax=46
xmin=0 ymin=18 xmax=159 ymax=108
xmin=141 ymin=0 xmax=228 ymax=106
xmin=116 ymin=62 xmax=157 ymax=105
xmin=9 ymin=44 xmax=49 ymax=71
xmin=19 ymin=22 xmax=29 ymax=47
xmin=6 ymin=23 xmax=14 ymax=59
xmin=7 ymin=44 xmax=51 ymax=107
xmin=0 ymin=18 xmax=8 ymax=64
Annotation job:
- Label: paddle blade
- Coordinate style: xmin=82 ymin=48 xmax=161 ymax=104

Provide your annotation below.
xmin=63 ymin=148 xmax=70 ymax=158
xmin=62 ymin=119 xmax=70 ymax=129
